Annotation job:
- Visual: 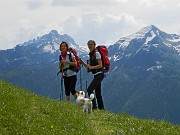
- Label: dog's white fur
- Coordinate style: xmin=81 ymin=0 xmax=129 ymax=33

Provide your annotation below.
xmin=76 ymin=91 xmax=94 ymax=114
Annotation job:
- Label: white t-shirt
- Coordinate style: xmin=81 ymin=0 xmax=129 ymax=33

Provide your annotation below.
xmin=95 ymin=52 xmax=101 ymax=60
xmin=60 ymin=52 xmax=76 ymax=77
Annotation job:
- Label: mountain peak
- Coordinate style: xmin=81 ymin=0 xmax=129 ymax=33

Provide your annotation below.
xmin=143 ymin=25 xmax=159 ymax=30
xmin=139 ymin=25 xmax=160 ymax=34
xmin=49 ymin=30 xmax=59 ymax=36
xmin=150 ymin=25 xmax=159 ymax=30
xmin=134 ymin=25 xmax=161 ymax=38
xmin=115 ymin=25 xmax=162 ymax=46
xmin=40 ymin=29 xmax=60 ymax=42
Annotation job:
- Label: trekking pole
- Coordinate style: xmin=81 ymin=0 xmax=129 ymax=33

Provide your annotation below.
xmin=80 ymin=63 xmax=83 ymax=90
xmin=86 ymin=60 xmax=89 ymax=91
xmin=61 ymin=67 xmax=64 ymax=101
xmin=57 ymin=69 xmax=62 ymax=101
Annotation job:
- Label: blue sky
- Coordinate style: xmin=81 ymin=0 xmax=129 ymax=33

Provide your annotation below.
xmin=0 ymin=0 xmax=180 ymax=49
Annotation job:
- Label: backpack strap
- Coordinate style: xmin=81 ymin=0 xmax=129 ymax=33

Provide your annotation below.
xmin=59 ymin=53 xmax=73 ymax=72
xmin=95 ymin=48 xmax=105 ymax=74
xmin=59 ymin=53 xmax=72 ymax=61
xmin=68 ymin=53 xmax=72 ymax=61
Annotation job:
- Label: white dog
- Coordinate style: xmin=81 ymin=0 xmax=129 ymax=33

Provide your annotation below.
xmin=76 ymin=91 xmax=94 ymax=114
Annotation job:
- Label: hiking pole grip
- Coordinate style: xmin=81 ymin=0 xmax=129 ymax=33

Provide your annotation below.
xmin=57 ymin=70 xmax=61 ymax=76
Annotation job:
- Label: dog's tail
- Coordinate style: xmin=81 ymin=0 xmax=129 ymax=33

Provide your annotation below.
xmin=89 ymin=93 xmax=94 ymax=100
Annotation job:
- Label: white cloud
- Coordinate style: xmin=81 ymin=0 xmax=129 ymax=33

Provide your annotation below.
xmin=24 ymin=0 xmax=52 ymax=10
xmin=26 ymin=0 xmax=43 ymax=10
xmin=138 ymin=0 xmax=163 ymax=6
xmin=16 ymin=21 xmax=62 ymax=41
xmin=0 ymin=12 xmax=144 ymax=50
xmin=177 ymin=3 xmax=180 ymax=8
xmin=0 ymin=32 xmax=15 ymax=50
xmin=116 ymin=0 xmax=129 ymax=2
xmin=51 ymin=0 xmax=129 ymax=6
xmin=61 ymin=12 xmax=144 ymax=46
xmin=0 ymin=0 xmax=180 ymax=50
xmin=0 ymin=19 xmax=63 ymax=50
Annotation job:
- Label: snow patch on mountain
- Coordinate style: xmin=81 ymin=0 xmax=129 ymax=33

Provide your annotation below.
xmin=14 ymin=57 xmax=28 ymax=61
xmin=152 ymin=44 xmax=159 ymax=48
xmin=111 ymin=55 xmax=122 ymax=61
xmin=144 ymin=31 xmax=156 ymax=45
xmin=69 ymin=43 xmax=79 ymax=49
xmin=79 ymin=45 xmax=89 ymax=52
xmin=133 ymin=25 xmax=154 ymax=39
xmin=116 ymin=25 xmax=157 ymax=49
xmin=43 ymin=45 xmax=55 ymax=53
xmin=168 ymin=36 xmax=180 ymax=42
xmin=53 ymin=43 xmax=60 ymax=50
xmin=125 ymin=53 xmax=132 ymax=57
xmin=112 ymin=66 xmax=118 ymax=72
xmin=134 ymin=30 xmax=157 ymax=53
xmin=116 ymin=38 xmax=132 ymax=48
xmin=163 ymin=41 xmax=180 ymax=54
xmin=129 ymin=25 xmax=158 ymax=40
xmin=147 ymin=66 xmax=162 ymax=71
xmin=174 ymin=45 xmax=180 ymax=53
xmin=163 ymin=42 xmax=172 ymax=48
xmin=135 ymin=44 xmax=151 ymax=54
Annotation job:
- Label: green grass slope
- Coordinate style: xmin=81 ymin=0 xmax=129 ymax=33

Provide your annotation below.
xmin=1 ymin=80 xmax=180 ymax=135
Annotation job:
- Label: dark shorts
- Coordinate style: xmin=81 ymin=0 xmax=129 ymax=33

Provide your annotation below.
xmin=64 ymin=75 xmax=77 ymax=96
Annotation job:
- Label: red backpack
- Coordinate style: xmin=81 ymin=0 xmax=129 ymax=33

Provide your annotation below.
xmin=68 ymin=47 xmax=81 ymax=73
xmin=96 ymin=45 xmax=110 ymax=73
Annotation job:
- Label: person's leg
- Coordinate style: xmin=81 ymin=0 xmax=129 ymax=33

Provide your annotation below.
xmin=66 ymin=96 xmax=70 ymax=101
xmin=94 ymin=73 xmax=104 ymax=110
xmin=87 ymin=74 xmax=103 ymax=109
xmin=95 ymin=82 xmax=104 ymax=110
xmin=87 ymin=79 xmax=97 ymax=109
xmin=69 ymin=75 xmax=77 ymax=100
xmin=64 ymin=77 xmax=71 ymax=101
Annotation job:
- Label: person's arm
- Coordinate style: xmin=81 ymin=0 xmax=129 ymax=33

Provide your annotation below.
xmin=59 ymin=61 xmax=61 ymax=68
xmin=61 ymin=58 xmax=77 ymax=67
xmin=68 ymin=57 xmax=77 ymax=66
xmin=87 ymin=52 xmax=102 ymax=70
xmin=81 ymin=59 xmax=88 ymax=68
xmin=61 ymin=53 xmax=77 ymax=67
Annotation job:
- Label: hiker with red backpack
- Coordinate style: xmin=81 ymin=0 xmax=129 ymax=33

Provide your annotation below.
xmin=59 ymin=41 xmax=78 ymax=101
xmin=80 ymin=40 xmax=110 ymax=110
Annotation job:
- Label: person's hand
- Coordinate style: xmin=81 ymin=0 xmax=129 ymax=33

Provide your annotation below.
xmin=61 ymin=59 xmax=68 ymax=64
xmin=87 ymin=64 xmax=93 ymax=70
xmin=79 ymin=58 xmax=83 ymax=64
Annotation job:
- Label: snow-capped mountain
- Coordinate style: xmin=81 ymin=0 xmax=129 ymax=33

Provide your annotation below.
xmin=0 ymin=30 xmax=88 ymax=103
xmin=109 ymin=25 xmax=180 ymax=62
xmin=109 ymin=25 xmax=180 ymax=74
xmin=0 ymin=30 xmax=87 ymax=72
xmin=19 ymin=30 xmax=79 ymax=52
xmin=104 ymin=25 xmax=180 ymax=124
